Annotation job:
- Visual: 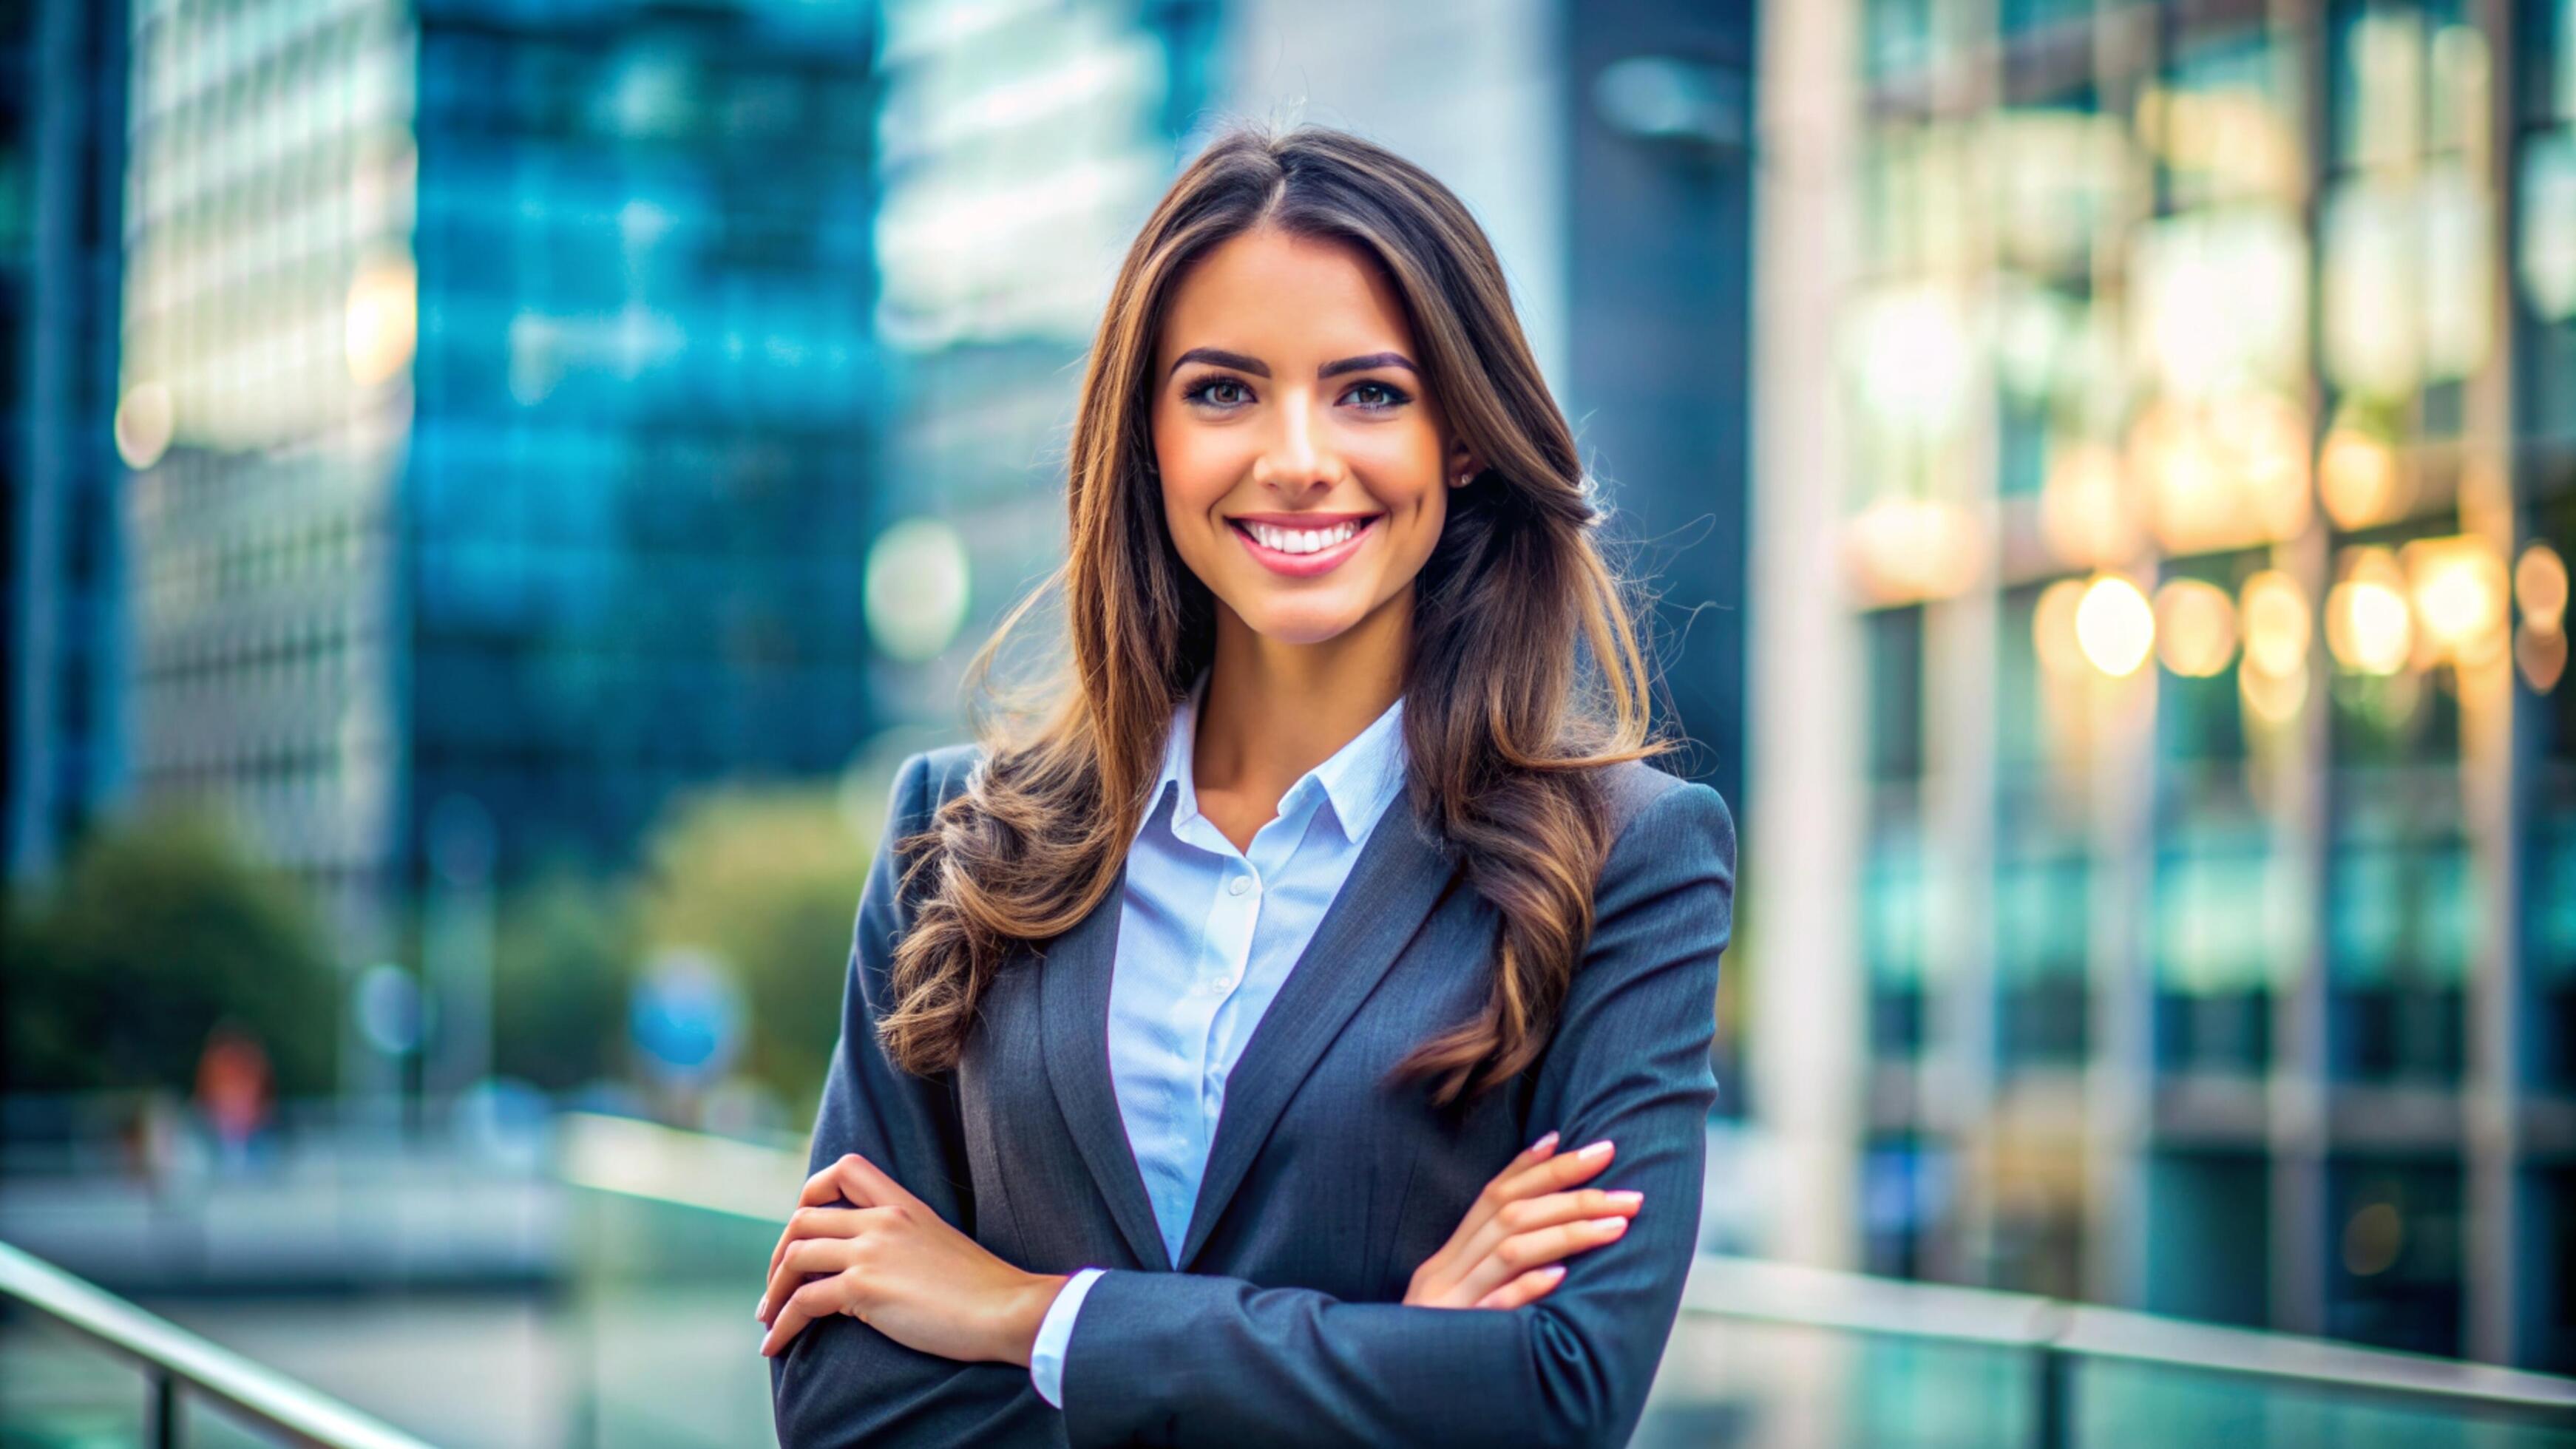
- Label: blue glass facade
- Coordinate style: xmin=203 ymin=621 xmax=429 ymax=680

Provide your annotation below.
xmin=398 ymin=0 xmax=884 ymax=881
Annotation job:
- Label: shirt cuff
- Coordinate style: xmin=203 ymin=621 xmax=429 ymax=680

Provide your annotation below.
xmin=1028 ymin=1266 xmax=1106 ymax=1409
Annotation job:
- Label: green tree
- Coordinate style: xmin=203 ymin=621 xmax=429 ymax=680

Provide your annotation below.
xmin=491 ymin=865 xmax=635 ymax=1091
xmin=6 ymin=806 xmax=338 ymax=1095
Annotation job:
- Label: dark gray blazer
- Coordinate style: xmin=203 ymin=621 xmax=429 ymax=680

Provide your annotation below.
xmin=770 ymin=741 xmax=1737 ymax=1448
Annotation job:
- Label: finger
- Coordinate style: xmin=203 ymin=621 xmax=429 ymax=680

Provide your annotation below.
xmin=1449 ymin=1132 xmax=1566 ymax=1249
xmin=1489 ymin=1138 xmax=1616 ymax=1206
xmin=761 ymin=1276 xmax=847 ymax=1358
xmin=1458 ymin=1188 xmax=1642 ymax=1271
xmin=757 ymin=1234 xmax=859 ymax=1326
xmin=768 ymin=1204 xmax=867 ymax=1280
xmin=1454 ymin=1215 xmax=1631 ymax=1307
xmin=1472 ymin=1265 xmax=1567 ymax=1311
xmin=793 ymin=1158 xmax=896 ymax=1215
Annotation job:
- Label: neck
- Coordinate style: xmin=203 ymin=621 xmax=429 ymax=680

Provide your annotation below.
xmin=1191 ymin=593 xmax=1409 ymax=814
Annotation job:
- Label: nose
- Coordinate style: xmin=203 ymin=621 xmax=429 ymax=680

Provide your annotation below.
xmin=1252 ymin=391 xmax=1340 ymax=500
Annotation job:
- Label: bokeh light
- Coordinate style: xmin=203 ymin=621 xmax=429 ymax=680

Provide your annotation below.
xmin=2155 ymin=578 xmax=2239 ymax=677
xmin=2075 ymin=574 xmax=2155 ymax=677
xmin=344 ymin=252 xmax=419 ymax=387
xmin=863 ymin=516 xmax=972 ymax=663
xmin=112 ymin=380 xmax=173 ymax=470
xmin=2401 ymin=537 xmax=2509 ymax=668
xmin=2518 ymin=541 xmax=2569 ymax=634
xmin=2327 ymin=549 xmax=2415 ymax=675
xmin=2239 ymin=571 xmax=2314 ymax=679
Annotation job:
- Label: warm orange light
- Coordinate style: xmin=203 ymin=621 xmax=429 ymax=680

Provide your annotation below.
xmin=2034 ymin=577 xmax=2090 ymax=676
xmin=2132 ymin=394 xmax=2311 ymax=552
xmin=2520 ymin=625 xmax=2569 ymax=692
xmin=2318 ymin=427 xmax=2403 ymax=530
xmin=2518 ymin=542 xmax=2568 ymax=635
xmin=2239 ymin=571 xmax=2312 ymax=678
xmin=347 ymin=253 xmax=418 ymax=387
xmin=1848 ymin=498 xmax=1982 ymax=603
xmin=2076 ymin=574 xmax=2156 ymax=677
xmin=2154 ymin=578 xmax=2239 ymax=677
xmin=2326 ymin=549 xmax=2413 ymax=675
xmin=2040 ymin=442 xmax=2138 ymax=566
xmin=2214 ymin=392 xmax=2313 ymax=540
xmin=2241 ymin=659 xmax=2310 ymax=722
xmin=2401 ymin=537 xmax=2509 ymax=668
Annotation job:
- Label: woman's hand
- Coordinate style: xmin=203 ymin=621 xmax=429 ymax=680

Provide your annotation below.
xmin=756 ymin=1153 xmax=1069 ymax=1365
xmin=1402 ymin=1132 xmax=1640 ymax=1311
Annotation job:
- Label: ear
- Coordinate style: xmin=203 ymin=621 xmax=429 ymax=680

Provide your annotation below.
xmin=1447 ymin=447 xmax=1484 ymax=489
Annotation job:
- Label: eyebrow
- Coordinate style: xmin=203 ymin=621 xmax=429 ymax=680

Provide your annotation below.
xmin=1166 ymin=347 xmax=1420 ymax=381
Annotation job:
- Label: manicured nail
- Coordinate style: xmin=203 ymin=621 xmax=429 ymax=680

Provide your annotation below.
xmin=1589 ymin=1215 xmax=1630 ymax=1235
xmin=1576 ymin=1139 xmax=1613 ymax=1161
xmin=1528 ymin=1131 xmax=1559 ymax=1153
xmin=1605 ymin=1191 xmax=1642 ymax=1209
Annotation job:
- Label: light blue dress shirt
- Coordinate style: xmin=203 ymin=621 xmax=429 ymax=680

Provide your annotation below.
xmin=1026 ymin=667 xmax=1410 ymax=1409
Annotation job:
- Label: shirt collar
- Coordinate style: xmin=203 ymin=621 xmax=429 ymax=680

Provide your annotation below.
xmin=1149 ymin=666 xmax=1409 ymax=846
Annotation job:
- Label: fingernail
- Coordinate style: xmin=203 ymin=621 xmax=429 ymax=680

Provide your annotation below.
xmin=1606 ymin=1191 xmax=1642 ymax=1209
xmin=1529 ymin=1130 xmax=1559 ymax=1153
xmin=1577 ymin=1139 xmax=1613 ymax=1161
xmin=1541 ymin=1266 xmax=1567 ymax=1281
xmin=1590 ymin=1215 xmax=1629 ymax=1235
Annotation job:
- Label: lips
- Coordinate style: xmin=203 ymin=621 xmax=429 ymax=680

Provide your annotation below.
xmin=1227 ymin=514 xmax=1381 ymax=578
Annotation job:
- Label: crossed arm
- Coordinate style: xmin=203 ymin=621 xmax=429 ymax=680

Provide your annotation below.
xmin=770 ymin=755 xmax=1736 ymax=1449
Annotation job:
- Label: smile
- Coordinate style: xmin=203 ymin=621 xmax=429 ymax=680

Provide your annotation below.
xmin=1227 ymin=515 xmax=1381 ymax=577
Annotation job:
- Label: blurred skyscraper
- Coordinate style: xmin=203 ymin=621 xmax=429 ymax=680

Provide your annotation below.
xmin=115 ymin=0 xmax=884 ymax=961
xmin=1752 ymin=0 xmax=2575 ymax=1374
xmin=4 ymin=0 xmax=129 ymax=879
xmin=854 ymin=0 xmax=1224 ymax=730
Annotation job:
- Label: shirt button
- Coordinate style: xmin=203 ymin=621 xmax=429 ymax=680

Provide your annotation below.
xmin=1227 ymin=874 xmax=1252 ymax=896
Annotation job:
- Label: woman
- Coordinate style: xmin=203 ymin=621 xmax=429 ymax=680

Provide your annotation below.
xmin=757 ymin=122 xmax=1735 ymax=1448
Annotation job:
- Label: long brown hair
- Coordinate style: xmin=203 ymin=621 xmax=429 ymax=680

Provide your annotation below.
xmin=876 ymin=121 xmax=1683 ymax=1108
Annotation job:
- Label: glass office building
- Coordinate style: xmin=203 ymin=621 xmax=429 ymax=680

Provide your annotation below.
xmin=4 ymin=0 xmax=129 ymax=879
xmin=1752 ymin=0 xmax=2575 ymax=1371
xmin=118 ymin=0 xmax=884 ymax=954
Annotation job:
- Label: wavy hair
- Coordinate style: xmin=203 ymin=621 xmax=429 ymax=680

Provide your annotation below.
xmin=875 ymin=121 xmax=1683 ymax=1108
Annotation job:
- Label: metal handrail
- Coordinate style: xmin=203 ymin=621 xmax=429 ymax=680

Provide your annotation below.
xmin=0 ymin=1238 xmax=439 ymax=1449
xmin=1679 ymin=1255 xmax=2576 ymax=1440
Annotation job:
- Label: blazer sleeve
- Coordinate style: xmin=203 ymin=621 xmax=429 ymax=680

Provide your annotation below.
xmin=770 ymin=749 xmax=1071 ymax=1449
xmin=1055 ymin=777 xmax=1737 ymax=1449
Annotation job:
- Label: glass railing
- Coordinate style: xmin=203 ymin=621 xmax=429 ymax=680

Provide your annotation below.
xmin=0 ymin=1238 xmax=437 ymax=1449
xmin=550 ymin=1112 xmax=2576 ymax=1449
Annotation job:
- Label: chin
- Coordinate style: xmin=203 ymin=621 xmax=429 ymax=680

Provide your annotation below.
xmin=1235 ymin=597 xmax=1369 ymax=647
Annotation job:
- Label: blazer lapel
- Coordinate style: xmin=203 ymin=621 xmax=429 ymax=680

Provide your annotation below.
xmin=1037 ymin=858 xmax=1173 ymax=1273
xmin=1175 ymin=793 xmax=1462 ymax=1270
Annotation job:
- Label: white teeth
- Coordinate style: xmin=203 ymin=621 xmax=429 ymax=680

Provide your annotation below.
xmin=1244 ymin=520 xmax=1361 ymax=554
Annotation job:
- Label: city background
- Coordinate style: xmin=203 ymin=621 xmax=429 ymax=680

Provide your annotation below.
xmin=0 ymin=0 xmax=2570 ymax=1445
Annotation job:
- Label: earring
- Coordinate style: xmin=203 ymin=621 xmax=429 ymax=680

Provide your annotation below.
xmin=1453 ymin=469 xmax=1475 ymax=487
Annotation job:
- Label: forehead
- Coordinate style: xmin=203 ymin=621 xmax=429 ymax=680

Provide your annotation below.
xmin=1156 ymin=228 xmax=1415 ymax=365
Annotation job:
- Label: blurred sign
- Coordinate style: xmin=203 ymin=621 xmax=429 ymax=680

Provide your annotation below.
xmin=628 ymin=948 xmax=744 ymax=1087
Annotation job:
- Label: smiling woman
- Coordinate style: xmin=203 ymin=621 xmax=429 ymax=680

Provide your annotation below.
xmin=762 ymin=121 xmax=1736 ymax=1449
xmin=1153 ymin=226 xmax=1477 ymax=644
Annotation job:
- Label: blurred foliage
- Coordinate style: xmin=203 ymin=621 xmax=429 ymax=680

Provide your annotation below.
xmin=3 ymin=775 xmax=885 ymax=1126
xmin=492 ymin=866 xmax=636 ymax=1092
xmin=626 ymin=777 xmax=878 ymax=1117
xmin=4 ymin=805 xmax=338 ymax=1095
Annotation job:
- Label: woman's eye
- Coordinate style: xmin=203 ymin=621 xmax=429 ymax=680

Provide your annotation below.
xmin=1186 ymin=377 xmax=1251 ymax=407
xmin=1180 ymin=376 xmax=1411 ymax=410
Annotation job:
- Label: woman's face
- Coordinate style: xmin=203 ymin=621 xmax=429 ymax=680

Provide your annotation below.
xmin=1151 ymin=226 xmax=1477 ymax=648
